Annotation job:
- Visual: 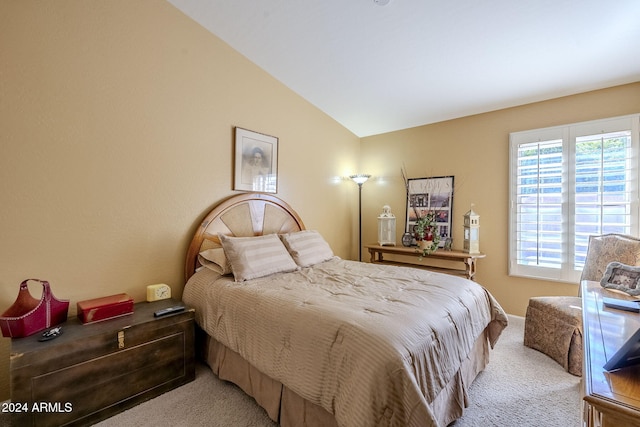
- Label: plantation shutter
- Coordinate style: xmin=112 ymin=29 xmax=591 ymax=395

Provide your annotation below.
xmin=509 ymin=114 xmax=639 ymax=283
xmin=572 ymin=123 xmax=636 ymax=270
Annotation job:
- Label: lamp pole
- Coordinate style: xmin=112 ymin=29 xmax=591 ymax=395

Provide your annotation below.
xmin=350 ymin=174 xmax=371 ymax=261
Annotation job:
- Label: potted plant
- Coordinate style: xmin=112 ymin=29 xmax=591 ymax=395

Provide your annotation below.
xmin=415 ymin=211 xmax=440 ymax=255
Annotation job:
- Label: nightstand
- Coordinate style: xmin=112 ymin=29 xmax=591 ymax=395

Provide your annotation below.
xmin=10 ymin=299 xmax=195 ymax=427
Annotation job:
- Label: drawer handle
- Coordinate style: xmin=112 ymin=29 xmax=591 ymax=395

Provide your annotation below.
xmin=117 ymin=330 xmax=125 ymax=349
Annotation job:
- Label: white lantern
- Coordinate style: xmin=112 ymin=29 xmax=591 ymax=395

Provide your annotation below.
xmin=463 ymin=206 xmax=480 ymax=254
xmin=377 ymin=205 xmax=396 ymax=246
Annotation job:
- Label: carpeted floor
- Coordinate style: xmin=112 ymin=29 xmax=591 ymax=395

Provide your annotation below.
xmin=91 ymin=315 xmax=582 ymax=427
xmin=451 ymin=315 xmax=582 ymax=426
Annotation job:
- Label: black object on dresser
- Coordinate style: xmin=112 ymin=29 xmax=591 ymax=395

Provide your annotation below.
xmin=10 ymin=299 xmax=195 ymax=427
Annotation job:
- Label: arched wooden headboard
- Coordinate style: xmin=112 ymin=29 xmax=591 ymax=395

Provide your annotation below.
xmin=184 ymin=193 xmax=305 ymax=282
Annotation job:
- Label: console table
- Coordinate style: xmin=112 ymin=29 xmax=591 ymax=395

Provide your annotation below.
xmin=364 ymin=244 xmax=485 ymax=280
xmin=581 ymin=280 xmax=640 ymax=427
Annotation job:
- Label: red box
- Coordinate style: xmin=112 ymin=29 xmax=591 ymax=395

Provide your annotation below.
xmin=77 ymin=293 xmax=134 ymax=324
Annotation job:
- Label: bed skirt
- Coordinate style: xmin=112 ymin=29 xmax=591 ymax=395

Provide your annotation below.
xmin=197 ymin=326 xmax=491 ymax=427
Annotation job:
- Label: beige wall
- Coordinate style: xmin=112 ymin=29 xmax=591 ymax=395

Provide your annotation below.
xmin=2 ymin=0 xmax=639 ymax=407
xmin=360 ymin=82 xmax=640 ymax=317
xmin=0 ymin=1 xmax=360 ymax=400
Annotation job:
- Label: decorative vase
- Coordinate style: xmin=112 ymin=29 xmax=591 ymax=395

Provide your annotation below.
xmin=418 ymin=237 xmax=438 ymax=255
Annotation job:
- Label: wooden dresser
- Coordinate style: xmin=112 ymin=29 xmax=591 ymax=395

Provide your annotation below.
xmin=581 ymin=280 xmax=640 ymax=427
xmin=10 ymin=299 xmax=195 ymax=427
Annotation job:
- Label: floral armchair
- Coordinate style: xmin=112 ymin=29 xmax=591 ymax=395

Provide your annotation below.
xmin=523 ymin=233 xmax=640 ymax=376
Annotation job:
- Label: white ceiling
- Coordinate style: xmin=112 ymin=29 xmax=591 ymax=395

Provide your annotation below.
xmin=168 ymin=0 xmax=640 ymax=137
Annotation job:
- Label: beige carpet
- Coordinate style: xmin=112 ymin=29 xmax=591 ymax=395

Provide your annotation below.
xmin=91 ymin=315 xmax=581 ymax=427
xmin=451 ymin=315 xmax=582 ymax=426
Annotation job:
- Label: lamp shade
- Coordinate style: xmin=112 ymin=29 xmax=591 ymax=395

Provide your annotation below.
xmin=349 ymin=174 xmax=371 ymax=185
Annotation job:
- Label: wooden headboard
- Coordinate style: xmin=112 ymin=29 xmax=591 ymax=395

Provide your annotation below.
xmin=184 ymin=193 xmax=305 ymax=281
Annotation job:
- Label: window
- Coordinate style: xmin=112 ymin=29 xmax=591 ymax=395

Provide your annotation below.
xmin=509 ymin=114 xmax=640 ymax=282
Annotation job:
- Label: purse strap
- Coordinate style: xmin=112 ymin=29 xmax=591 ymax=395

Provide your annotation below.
xmin=20 ymin=279 xmax=52 ymax=301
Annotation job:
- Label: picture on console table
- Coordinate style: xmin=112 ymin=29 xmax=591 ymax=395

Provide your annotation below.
xmin=405 ymin=176 xmax=454 ymax=248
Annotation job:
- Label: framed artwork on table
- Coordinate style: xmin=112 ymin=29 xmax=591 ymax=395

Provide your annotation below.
xmin=600 ymin=262 xmax=640 ymax=296
xmin=405 ymin=176 xmax=454 ymax=247
xmin=234 ymin=127 xmax=278 ymax=193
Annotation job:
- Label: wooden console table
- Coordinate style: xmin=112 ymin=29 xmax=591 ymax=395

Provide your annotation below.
xmin=581 ymin=280 xmax=640 ymax=427
xmin=364 ymin=244 xmax=485 ymax=280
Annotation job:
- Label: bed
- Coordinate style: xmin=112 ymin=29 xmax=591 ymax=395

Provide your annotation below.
xmin=182 ymin=193 xmax=508 ymax=427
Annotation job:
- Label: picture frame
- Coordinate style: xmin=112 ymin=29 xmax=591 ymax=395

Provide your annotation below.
xmin=405 ymin=176 xmax=454 ymax=247
xmin=600 ymin=261 xmax=640 ymax=296
xmin=234 ymin=127 xmax=278 ymax=193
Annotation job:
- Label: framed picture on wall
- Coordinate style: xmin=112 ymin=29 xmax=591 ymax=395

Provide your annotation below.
xmin=406 ymin=176 xmax=454 ymax=247
xmin=234 ymin=127 xmax=278 ymax=193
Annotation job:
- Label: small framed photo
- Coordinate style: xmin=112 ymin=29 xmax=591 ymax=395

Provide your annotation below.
xmin=600 ymin=262 xmax=640 ymax=296
xmin=234 ymin=127 xmax=278 ymax=193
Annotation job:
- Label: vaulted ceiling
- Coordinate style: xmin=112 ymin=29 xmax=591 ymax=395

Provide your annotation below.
xmin=169 ymin=0 xmax=640 ymax=137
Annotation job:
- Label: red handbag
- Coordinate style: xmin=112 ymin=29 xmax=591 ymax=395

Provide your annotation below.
xmin=0 ymin=279 xmax=69 ymax=338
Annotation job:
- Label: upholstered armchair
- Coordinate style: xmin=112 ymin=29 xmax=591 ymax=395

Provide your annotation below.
xmin=523 ymin=233 xmax=640 ymax=376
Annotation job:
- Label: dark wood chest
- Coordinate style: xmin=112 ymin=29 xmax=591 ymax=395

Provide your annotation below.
xmin=10 ymin=299 xmax=195 ymax=426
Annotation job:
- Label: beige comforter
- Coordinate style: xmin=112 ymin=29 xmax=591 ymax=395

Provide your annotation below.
xmin=183 ymin=258 xmax=507 ymax=427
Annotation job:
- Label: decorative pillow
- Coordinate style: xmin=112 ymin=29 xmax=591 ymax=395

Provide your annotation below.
xmin=219 ymin=233 xmax=298 ymax=282
xmin=198 ymin=248 xmax=233 ymax=276
xmin=280 ymin=230 xmax=334 ymax=268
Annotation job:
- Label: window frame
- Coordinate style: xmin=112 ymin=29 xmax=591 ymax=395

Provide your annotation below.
xmin=508 ymin=114 xmax=640 ymax=283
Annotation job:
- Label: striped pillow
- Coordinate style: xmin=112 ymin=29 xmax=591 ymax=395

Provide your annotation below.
xmin=198 ymin=248 xmax=233 ymax=275
xmin=219 ymin=234 xmax=298 ymax=282
xmin=280 ymin=230 xmax=334 ymax=267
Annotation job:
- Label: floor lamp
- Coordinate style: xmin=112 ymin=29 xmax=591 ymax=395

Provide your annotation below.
xmin=350 ymin=174 xmax=371 ymax=261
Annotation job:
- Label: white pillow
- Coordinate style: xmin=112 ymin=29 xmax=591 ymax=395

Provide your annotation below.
xmin=280 ymin=230 xmax=334 ymax=267
xmin=198 ymin=248 xmax=233 ymax=275
xmin=219 ymin=233 xmax=298 ymax=282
